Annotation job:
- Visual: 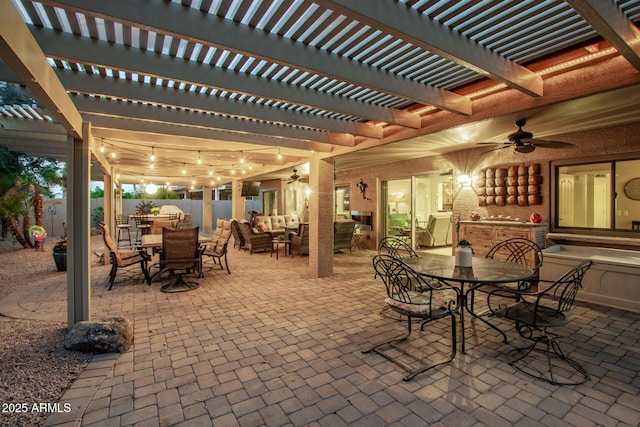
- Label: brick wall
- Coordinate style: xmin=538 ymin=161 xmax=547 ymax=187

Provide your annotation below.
xmin=336 ymin=121 xmax=640 ymax=249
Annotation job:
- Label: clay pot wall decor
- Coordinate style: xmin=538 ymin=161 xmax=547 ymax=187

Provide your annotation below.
xmin=476 ymin=163 xmax=542 ymax=207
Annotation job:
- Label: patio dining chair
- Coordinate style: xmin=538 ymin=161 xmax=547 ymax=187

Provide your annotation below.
xmin=115 ymin=214 xmax=132 ymax=248
xmin=99 ymin=222 xmax=151 ymax=290
xmin=202 ymin=220 xmax=232 ymax=274
xmin=364 ymin=254 xmax=459 ymax=381
xmin=376 ymin=236 xmax=420 ymax=319
xmin=468 ymin=238 xmax=543 ymax=342
xmin=132 ymin=214 xmax=151 ymax=243
xmin=377 ymin=236 xmax=419 ymax=260
xmin=157 ymin=226 xmax=202 ymax=293
xmin=486 ymin=260 xmax=593 ymax=385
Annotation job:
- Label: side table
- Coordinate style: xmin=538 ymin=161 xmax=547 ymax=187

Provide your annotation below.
xmin=271 ymin=239 xmax=291 ymax=259
xmin=351 ymin=233 xmax=363 ymax=250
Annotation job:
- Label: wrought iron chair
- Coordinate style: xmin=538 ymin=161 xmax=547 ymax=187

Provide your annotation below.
xmin=376 ymin=236 xmax=420 ymax=318
xmin=99 ymin=222 xmax=151 ymax=290
xmin=486 ymin=260 xmax=593 ymax=385
xmin=468 ymin=238 xmax=544 ymax=342
xmin=157 ymin=226 xmax=202 ymax=293
xmin=202 ymin=220 xmax=232 ymax=274
xmin=377 ymin=236 xmax=419 ymax=259
xmin=115 ymin=214 xmax=132 ymax=248
xmin=363 ymin=254 xmax=459 ymax=381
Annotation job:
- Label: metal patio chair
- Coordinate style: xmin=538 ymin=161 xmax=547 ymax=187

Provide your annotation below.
xmin=486 ymin=260 xmax=593 ymax=385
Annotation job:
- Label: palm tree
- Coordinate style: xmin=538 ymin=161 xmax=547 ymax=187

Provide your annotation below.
xmin=0 ymin=192 xmax=30 ymax=248
xmin=0 ymin=147 xmax=65 ymax=248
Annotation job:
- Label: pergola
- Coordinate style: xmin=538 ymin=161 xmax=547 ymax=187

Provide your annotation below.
xmin=2 ymin=0 xmax=640 ymax=326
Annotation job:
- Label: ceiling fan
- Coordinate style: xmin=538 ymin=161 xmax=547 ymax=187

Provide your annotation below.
xmin=287 ymin=168 xmax=309 ymax=184
xmin=479 ymin=118 xmax=573 ymax=153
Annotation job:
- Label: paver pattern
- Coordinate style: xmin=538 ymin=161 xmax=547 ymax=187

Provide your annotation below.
xmin=2 ymin=244 xmax=639 ymax=426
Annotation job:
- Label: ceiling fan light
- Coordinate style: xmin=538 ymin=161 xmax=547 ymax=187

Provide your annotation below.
xmin=515 ymin=145 xmax=536 ymax=154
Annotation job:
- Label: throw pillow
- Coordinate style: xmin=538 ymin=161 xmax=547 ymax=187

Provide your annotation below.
xmin=251 ymin=227 xmax=260 ymax=234
xmin=257 ymin=221 xmax=268 ymax=232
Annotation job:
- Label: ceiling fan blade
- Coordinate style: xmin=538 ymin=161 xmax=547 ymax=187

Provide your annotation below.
xmin=482 ymin=145 xmax=513 ymax=154
xmin=531 ymin=139 xmax=575 ymax=149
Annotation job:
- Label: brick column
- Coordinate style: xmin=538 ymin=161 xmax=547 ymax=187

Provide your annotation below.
xmin=309 ymin=154 xmax=334 ymax=277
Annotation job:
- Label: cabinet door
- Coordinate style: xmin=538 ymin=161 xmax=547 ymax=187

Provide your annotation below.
xmin=494 ymin=227 xmax=530 ymax=241
xmin=460 ymin=225 xmax=493 ymax=256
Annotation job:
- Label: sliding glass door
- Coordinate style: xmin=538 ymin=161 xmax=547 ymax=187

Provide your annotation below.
xmin=381 ymin=172 xmax=453 ymax=249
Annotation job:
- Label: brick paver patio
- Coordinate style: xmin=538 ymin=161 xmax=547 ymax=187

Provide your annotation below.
xmin=2 ymin=241 xmax=639 ymax=426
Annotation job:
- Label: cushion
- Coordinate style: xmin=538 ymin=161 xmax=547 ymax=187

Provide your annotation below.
xmin=285 ymin=214 xmax=299 ymax=228
xmin=252 ymin=227 xmax=260 ymax=234
xmin=274 ymin=216 xmax=287 ymax=228
xmin=385 ymin=291 xmax=453 ymax=316
xmin=256 ymin=216 xmax=273 ymax=230
xmin=257 ymin=221 xmax=268 ymax=232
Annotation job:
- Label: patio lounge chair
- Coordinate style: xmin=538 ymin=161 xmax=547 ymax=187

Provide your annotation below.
xmin=202 ymin=220 xmax=232 ymax=274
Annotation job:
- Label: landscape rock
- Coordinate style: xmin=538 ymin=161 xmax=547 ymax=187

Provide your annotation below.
xmin=64 ymin=317 xmax=133 ymax=353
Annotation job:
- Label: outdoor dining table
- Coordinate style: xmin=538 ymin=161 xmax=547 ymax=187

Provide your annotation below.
xmin=140 ymin=233 xmax=212 ymax=249
xmin=403 ymin=254 xmax=533 ymax=353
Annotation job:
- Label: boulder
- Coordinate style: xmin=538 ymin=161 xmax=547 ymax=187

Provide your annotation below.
xmin=64 ymin=317 xmax=133 ymax=353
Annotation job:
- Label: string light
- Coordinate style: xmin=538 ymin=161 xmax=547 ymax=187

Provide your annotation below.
xmin=197 ymin=151 xmax=202 ymax=165
xmin=99 ymin=142 xmax=105 ymax=153
xmin=277 ymin=147 xmax=282 ymax=160
xmin=182 ymin=163 xmax=186 ymax=175
xmin=150 ymin=146 xmax=155 ymax=161
xmin=209 ymin=166 xmax=214 ymax=176
xmin=240 ymin=150 xmax=245 ymax=163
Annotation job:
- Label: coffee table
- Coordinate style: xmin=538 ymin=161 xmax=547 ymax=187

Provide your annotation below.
xmin=271 ymin=239 xmax=291 ymax=259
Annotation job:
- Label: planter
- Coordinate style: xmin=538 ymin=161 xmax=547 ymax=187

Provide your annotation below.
xmin=53 ymin=252 xmax=67 ymax=272
xmin=455 ymin=246 xmax=473 ymax=267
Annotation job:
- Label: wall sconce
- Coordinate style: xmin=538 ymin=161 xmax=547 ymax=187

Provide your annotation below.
xmin=357 ymin=179 xmax=370 ymax=200
xmin=457 ymin=173 xmax=473 ymax=187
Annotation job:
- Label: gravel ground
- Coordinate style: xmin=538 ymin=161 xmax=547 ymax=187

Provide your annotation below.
xmin=0 ymin=237 xmax=92 ymax=427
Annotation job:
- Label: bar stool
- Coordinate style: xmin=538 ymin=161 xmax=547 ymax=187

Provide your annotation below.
xmin=115 ymin=214 xmax=132 ymax=247
xmin=132 ymin=214 xmax=151 ymax=243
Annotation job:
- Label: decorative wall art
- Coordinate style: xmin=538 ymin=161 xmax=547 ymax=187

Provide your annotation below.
xmin=476 ymin=163 xmax=542 ymax=206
